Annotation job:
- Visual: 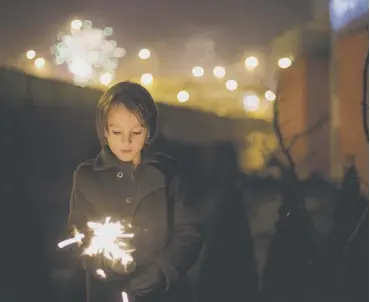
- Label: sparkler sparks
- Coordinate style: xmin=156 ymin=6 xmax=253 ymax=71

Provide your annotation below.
xmin=58 ymin=217 xmax=134 ymax=301
xmin=57 ymin=231 xmax=85 ymax=248
xmin=58 ymin=216 xmax=135 ymax=277
xmin=121 ymin=291 xmax=129 ymax=302
xmin=83 ymin=217 xmax=135 ymax=269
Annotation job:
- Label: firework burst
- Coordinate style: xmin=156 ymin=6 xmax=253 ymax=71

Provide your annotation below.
xmin=51 ymin=20 xmax=126 ymax=86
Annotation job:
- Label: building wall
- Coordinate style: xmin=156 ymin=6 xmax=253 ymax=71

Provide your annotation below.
xmin=277 ymin=60 xmax=308 ymax=177
xmin=278 ymin=57 xmax=330 ymax=179
xmin=306 ymin=58 xmax=330 ymax=178
xmin=336 ymin=28 xmax=369 ymax=189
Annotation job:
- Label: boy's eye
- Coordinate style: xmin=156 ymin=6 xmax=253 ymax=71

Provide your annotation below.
xmin=132 ymin=132 xmax=142 ymax=135
xmin=112 ymin=131 xmax=121 ymax=135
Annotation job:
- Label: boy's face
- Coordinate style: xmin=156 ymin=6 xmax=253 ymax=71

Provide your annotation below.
xmin=105 ymin=104 xmax=148 ymax=166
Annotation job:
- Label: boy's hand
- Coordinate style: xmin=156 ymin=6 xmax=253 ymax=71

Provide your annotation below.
xmin=129 ymin=264 xmax=166 ymax=296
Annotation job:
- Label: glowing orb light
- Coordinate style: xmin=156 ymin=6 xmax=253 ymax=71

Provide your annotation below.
xmin=140 ymin=73 xmax=153 ymax=86
xmin=26 ymin=50 xmax=36 ymax=60
xmin=265 ymin=90 xmax=276 ymax=102
xmin=225 ymin=80 xmax=238 ymax=91
xmin=51 ymin=20 xmax=126 ymax=86
xmin=242 ymin=94 xmax=260 ymax=112
xmin=100 ymin=72 xmax=113 ymax=86
xmin=245 ymin=56 xmax=259 ymax=70
xmin=138 ymin=48 xmax=151 ymax=60
xmin=213 ymin=66 xmax=226 ymax=78
xmin=71 ymin=19 xmax=83 ymax=30
xmin=34 ymin=57 xmax=45 ymax=69
xmin=177 ymin=90 xmax=190 ymax=103
xmin=192 ymin=66 xmax=204 ymax=77
xmin=278 ymin=57 xmax=292 ymax=69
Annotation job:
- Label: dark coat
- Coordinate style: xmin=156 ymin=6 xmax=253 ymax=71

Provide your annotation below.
xmin=68 ymin=146 xmax=202 ymax=302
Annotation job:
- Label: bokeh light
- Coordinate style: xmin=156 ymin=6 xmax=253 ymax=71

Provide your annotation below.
xmin=34 ymin=57 xmax=45 ymax=69
xmin=278 ymin=57 xmax=292 ymax=69
xmin=213 ymin=66 xmax=226 ymax=78
xmin=265 ymin=90 xmax=276 ymax=101
xmin=100 ymin=72 xmax=113 ymax=86
xmin=103 ymin=27 xmax=113 ymax=36
xmin=140 ymin=73 xmax=153 ymax=86
xmin=242 ymin=94 xmax=260 ymax=112
xmin=177 ymin=90 xmax=190 ymax=103
xmin=71 ymin=19 xmax=83 ymax=30
xmin=52 ymin=20 xmax=126 ymax=86
xmin=192 ymin=66 xmax=204 ymax=77
xmin=225 ymin=80 xmax=238 ymax=91
xmin=26 ymin=50 xmax=36 ymax=60
xmin=138 ymin=48 xmax=151 ymax=60
xmin=245 ymin=56 xmax=259 ymax=70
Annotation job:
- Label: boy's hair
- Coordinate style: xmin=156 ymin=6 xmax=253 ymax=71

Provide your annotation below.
xmin=96 ymin=81 xmax=157 ymax=146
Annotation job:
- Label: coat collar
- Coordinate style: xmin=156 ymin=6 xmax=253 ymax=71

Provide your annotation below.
xmin=93 ymin=145 xmax=153 ymax=171
xmin=92 ymin=145 xmax=168 ymax=193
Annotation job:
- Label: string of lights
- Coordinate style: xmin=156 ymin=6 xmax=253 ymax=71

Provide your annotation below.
xmin=22 ymin=18 xmax=293 ymax=115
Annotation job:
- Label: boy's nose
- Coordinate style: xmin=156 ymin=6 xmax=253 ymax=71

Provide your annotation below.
xmin=121 ymin=134 xmax=132 ymax=144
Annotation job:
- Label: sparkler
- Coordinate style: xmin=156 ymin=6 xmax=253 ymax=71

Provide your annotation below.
xmin=58 ymin=217 xmax=135 ymax=272
xmin=58 ymin=217 xmax=134 ymax=301
xmin=83 ymin=217 xmax=134 ymax=267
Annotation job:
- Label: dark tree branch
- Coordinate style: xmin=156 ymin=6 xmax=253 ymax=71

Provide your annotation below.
xmin=287 ymin=114 xmax=328 ymax=150
xmin=272 ymin=82 xmax=320 ymax=242
xmin=272 ymin=91 xmax=297 ymax=177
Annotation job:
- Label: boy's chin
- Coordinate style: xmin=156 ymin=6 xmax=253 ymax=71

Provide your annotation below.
xmin=117 ymin=154 xmax=134 ymax=162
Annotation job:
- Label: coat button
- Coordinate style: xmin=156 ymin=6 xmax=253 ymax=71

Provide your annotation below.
xmin=126 ymin=197 xmax=132 ymax=204
xmin=117 ymin=172 xmax=123 ymax=179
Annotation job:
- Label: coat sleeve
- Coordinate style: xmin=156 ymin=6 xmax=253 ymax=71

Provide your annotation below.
xmin=68 ymin=166 xmax=94 ymax=270
xmin=68 ymin=166 xmax=90 ymax=233
xmin=154 ymin=173 xmax=202 ymax=291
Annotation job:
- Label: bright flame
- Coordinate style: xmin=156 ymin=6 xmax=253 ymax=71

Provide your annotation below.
xmin=26 ymin=50 xmax=36 ymax=60
xmin=278 ymin=57 xmax=292 ymax=69
xmin=192 ymin=66 xmax=204 ymax=77
xmin=34 ymin=57 xmax=45 ymax=69
xmin=225 ymin=80 xmax=238 ymax=91
xmin=213 ymin=66 xmax=226 ymax=78
xmin=177 ymin=90 xmax=189 ymax=103
xmin=138 ymin=48 xmax=151 ymax=60
xmin=245 ymin=56 xmax=259 ymax=70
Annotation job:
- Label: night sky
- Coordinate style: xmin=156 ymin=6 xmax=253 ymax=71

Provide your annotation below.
xmin=1 ymin=0 xmax=312 ymax=66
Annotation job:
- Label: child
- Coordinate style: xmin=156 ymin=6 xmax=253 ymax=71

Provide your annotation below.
xmin=68 ymin=81 xmax=202 ymax=302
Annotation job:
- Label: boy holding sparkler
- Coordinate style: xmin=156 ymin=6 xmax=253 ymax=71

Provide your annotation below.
xmin=68 ymin=82 xmax=202 ymax=302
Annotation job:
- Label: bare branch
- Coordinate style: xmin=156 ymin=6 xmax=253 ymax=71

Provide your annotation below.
xmin=287 ymin=114 xmax=328 ymax=150
xmin=272 ymin=91 xmax=297 ymax=176
xmin=273 ymin=83 xmax=319 ymax=242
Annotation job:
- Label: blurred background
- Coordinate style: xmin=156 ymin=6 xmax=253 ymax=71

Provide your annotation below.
xmin=0 ymin=0 xmax=368 ymax=301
